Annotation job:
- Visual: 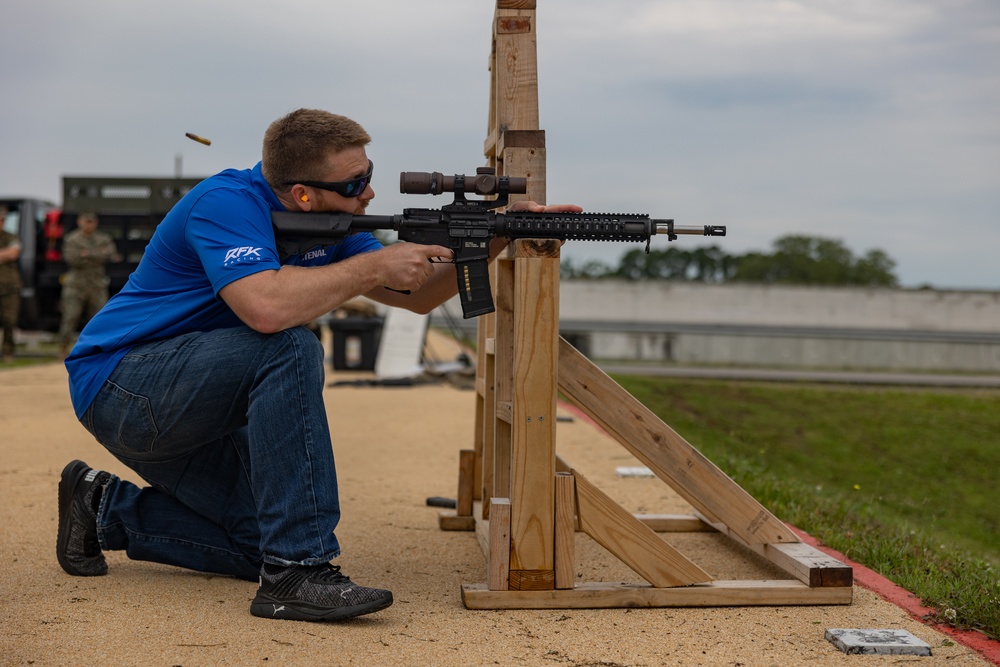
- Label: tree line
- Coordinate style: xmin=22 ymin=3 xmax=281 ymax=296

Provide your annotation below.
xmin=561 ymin=234 xmax=898 ymax=287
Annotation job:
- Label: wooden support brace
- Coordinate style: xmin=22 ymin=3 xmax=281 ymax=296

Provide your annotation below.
xmin=488 ymin=498 xmax=511 ymax=591
xmin=457 ymin=449 xmax=475 ymax=517
xmin=573 ymin=470 xmax=712 ymax=588
xmin=558 ymin=337 xmax=798 ymax=546
xmin=554 ymin=472 xmax=576 ymax=589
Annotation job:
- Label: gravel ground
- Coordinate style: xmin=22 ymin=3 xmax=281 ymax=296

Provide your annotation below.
xmin=1 ymin=337 xmax=993 ymax=666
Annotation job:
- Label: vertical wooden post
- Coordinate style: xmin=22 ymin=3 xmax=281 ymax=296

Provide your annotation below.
xmin=476 ymin=317 xmax=494 ymax=517
xmin=482 ymin=0 xmax=554 ymax=591
xmin=457 ymin=449 xmax=475 ymax=517
xmin=486 ymin=0 xmax=545 ymax=206
xmin=505 ymin=239 xmax=558 ymax=590
xmin=492 ymin=257 xmax=515 ymax=508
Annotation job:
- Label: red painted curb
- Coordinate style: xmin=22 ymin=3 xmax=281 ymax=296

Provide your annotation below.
xmin=788 ymin=526 xmax=1000 ymax=665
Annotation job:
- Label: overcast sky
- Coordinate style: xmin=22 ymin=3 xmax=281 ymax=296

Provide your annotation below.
xmin=2 ymin=0 xmax=997 ymax=290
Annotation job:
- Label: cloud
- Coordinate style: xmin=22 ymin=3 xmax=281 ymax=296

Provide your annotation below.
xmin=1 ymin=0 xmax=997 ymax=290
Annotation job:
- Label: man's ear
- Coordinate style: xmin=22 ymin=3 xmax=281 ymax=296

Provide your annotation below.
xmin=290 ymin=184 xmax=312 ymax=211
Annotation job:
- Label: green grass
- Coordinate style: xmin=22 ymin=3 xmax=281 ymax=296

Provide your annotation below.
xmin=613 ymin=375 xmax=1000 ymax=641
xmin=1 ymin=347 xmax=62 ymax=370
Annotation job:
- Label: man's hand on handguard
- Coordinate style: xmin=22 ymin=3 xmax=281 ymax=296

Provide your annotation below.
xmin=507 ymin=201 xmax=584 ymax=214
xmin=489 ymin=201 xmax=585 ymax=256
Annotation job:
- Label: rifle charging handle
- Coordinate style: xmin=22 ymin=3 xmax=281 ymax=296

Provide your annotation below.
xmin=400 ymin=168 xmax=528 ymax=196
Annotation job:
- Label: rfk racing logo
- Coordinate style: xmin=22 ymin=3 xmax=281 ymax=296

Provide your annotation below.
xmin=224 ymin=246 xmax=263 ymax=266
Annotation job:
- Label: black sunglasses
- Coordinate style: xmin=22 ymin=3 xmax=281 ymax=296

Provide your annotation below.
xmin=287 ymin=160 xmax=373 ymax=198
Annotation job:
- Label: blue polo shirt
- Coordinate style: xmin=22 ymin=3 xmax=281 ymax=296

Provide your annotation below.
xmin=65 ymin=162 xmax=382 ymax=419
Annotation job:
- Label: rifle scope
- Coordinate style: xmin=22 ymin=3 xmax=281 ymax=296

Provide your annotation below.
xmin=400 ymin=168 xmax=528 ymax=197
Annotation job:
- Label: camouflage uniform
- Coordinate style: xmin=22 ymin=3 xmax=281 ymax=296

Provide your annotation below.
xmin=59 ymin=227 xmax=118 ymax=348
xmin=0 ymin=229 xmax=22 ymax=358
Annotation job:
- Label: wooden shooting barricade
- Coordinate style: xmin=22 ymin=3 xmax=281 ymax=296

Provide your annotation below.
xmin=437 ymin=1 xmax=853 ymax=610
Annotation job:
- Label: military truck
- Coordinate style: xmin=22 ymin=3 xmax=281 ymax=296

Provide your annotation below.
xmin=3 ymin=175 xmax=203 ymax=331
xmin=2 ymin=195 xmax=58 ymax=330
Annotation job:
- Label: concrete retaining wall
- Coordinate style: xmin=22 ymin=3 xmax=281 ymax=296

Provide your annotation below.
xmin=434 ymin=282 xmax=1000 ymax=372
xmin=559 ymin=282 xmax=1000 ymax=332
xmin=558 ymin=282 xmax=1000 ymax=372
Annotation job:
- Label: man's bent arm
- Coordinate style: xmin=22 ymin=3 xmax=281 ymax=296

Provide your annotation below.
xmin=220 ymin=241 xmax=450 ymax=333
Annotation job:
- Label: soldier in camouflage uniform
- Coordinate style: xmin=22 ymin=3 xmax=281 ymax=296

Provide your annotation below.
xmin=0 ymin=206 xmax=23 ymax=362
xmin=59 ymin=212 xmax=120 ymax=355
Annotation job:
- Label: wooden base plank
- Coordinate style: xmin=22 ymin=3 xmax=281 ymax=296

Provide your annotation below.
xmin=766 ymin=542 xmax=853 ymax=588
xmin=462 ymin=580 xmax=853 ymax=610
xmin=438 ymin=510 xmax=475 ymax=531
xmin=636 ymin=514 xmax=717 ymax=533
xmin=696 ymin=513 xmax=853 ymax=588
xmin=510 ymin=569 xmax=555 ymax=590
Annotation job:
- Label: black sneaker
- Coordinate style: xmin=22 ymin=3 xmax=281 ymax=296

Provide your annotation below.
xmin=250 ymin=563 xmax=393 ymax=621
xmin=57 ymin=460 xmax=112 ymax=576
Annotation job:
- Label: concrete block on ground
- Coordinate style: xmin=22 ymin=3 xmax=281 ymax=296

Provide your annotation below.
xmin=826 ymin=628 xmax=932 ymax=656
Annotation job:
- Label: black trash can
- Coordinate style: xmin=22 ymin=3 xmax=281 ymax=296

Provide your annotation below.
xmin=328 ymin=316 xmax=383 ymax=370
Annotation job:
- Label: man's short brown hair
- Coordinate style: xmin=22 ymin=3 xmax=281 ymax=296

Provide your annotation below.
xmin=262 ymin=109 xmax=371 ymax=191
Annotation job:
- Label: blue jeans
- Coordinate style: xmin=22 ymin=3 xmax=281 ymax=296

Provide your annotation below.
xmin=82 ymin=325 xmax=340 ymax=580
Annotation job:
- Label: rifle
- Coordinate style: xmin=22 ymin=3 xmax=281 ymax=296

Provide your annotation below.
xmin=271 ymin=168 xmax=726 ymax=319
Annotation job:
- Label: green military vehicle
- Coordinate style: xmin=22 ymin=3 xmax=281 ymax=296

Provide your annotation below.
xmin=2 ymin=175 xmax=203 ymax=331
xmin=2 ymin=195 xmax=58 ymax=330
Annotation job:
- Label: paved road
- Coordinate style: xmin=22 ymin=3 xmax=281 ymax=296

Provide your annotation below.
xmin=597 ymin=364 xmax=1000 ymax=388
